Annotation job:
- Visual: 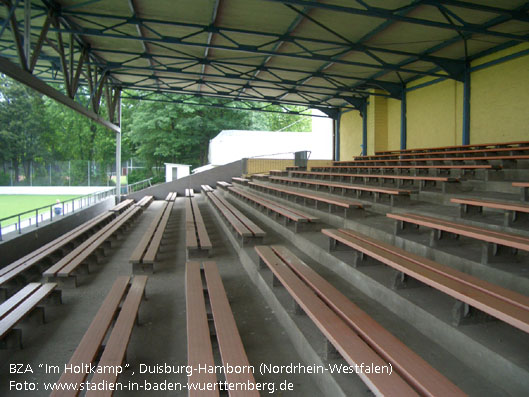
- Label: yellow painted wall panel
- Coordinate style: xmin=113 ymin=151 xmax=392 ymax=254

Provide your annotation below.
xmin=470 ymin=54 xmax=529 ymax=144
xmin=387 ymin=98 xmax=401 ymax=151
xmin=339 ymin=110 xmax=363 ymax=159
xmin=406 ymin=79 xmax=462 ymax=149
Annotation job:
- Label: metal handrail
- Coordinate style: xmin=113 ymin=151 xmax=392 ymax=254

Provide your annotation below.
xmin=0 ymin=188 xmax=116 ymax=241
xmin=126 ymin=178 xmax=153 ymax=194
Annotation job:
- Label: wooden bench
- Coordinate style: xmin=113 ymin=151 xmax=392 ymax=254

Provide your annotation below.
xmin=44 ymin=205 xmax=143 ymax=286
xmin=186 ymin=261 xmax=258 ymax=397
xmin=109 ymin=199 xmax=134 ymax=213
xmin=134 ymin=195 xmax=154 ymax=208
xmin=387 ymin=212 xmax=529 ymax=265
xmin=228 ymin=186 xmax=319 ymax=232
xmin=249 ymin=181 xmax=363 ymax=217
xmin=255 ymin=246 xmax=421 ymax=396
xmin=216 ymin=181 xmax=232 ymax=191
xmin=1 ymin=282 xmax=60 ymax=349
xmin=291 ymin=170 xmax=459 ymax=192
xmin=129 ymin=199 xmax=175 ymax=273
xmin=375 ymin=140 xmax=529 ymax=156
xmin=269 ymin=169 xmax=285 ymax=176
xmin=312 ymin=164 xmax=501 ymax=179
xmin=201 ymin=184 xmax=214 ymax=193
xmin=356 ymin=144 xmax=529 ymax=161
xmin=251 ymin=173 xmax=269 ymax=181
xmin=322 ymin=228 xmax=529 ymax=333
xmin=51 ymin=276 xmax=147 ymax=397
xmin=339 ymin=154 xmax=529 ymax=168
xmin=165 ymin=192 xmax=177 ymax=201
xmin=186 ymin=197 xmax=212 ymax=258
xmin=451 ymin=197 xmax=529 ymax=226
xmin=232 ymin=177 xmax=250 ymax=186
xmin=256 ymin=245 xmax=464 ymax=396
xmin=206 ymin=190 xmax=265 ymax=246
xmin=185 ymin=188 xmax=195 ymax=197
xmin=269 ymin=176 xmax=413 ymax=207
xmin=0 ymin=211 xmax=116 ymax=298
xmin=513 ymin=182 xmax=529 ymax=201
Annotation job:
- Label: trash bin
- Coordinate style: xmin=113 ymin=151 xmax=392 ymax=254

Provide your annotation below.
xmin=54 ymin=206 xmax=62 ymax=215
xmin=294 ymin=150 xmax=310 ymax=169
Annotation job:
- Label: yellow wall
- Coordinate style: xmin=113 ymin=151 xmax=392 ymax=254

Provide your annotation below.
xmin=244 ymin=159 xmax=333 ymax=175
xmin=338 ymin=44 xmax=529 ymax=153
xmin=339 ymin=110 xmax=363 ymax=159
xmin=387 ymin=98 xmax=401 ymax=151
xmin=470 ymin=52 xmax=529 ymax=144
xmin=406 ymin=79 xmax=463 ymax=149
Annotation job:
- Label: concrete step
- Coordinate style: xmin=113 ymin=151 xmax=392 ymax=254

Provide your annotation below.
xmin=218 ymin=191 xmax=529 ymax=395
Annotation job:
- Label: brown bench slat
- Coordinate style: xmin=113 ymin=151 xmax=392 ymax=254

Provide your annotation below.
xmin=323 ymin=228 xmax=529 ymax=334
xmin=387 ymin=212 xmax=529 ymax=252
xmin=232 ymin=177 xmax=249 ymax=185
xmin=186 ymin=261 xmax=219 ymax=397
xmin=451 ymin=197 xmax=529 ymax=213
xmin=292 ymin=171 xmax=456 ymax=182
xmin=110 ymin=199 xmax=134 ymax=213
xmin=0 ymin=283 xmax=57 ymax=339
xmin=51 ymin=276 xmax=130 ymax=397
xmin=314 ymin=164 xmax=499 ymax=170
xmin=0 ymin=283 xmax=41 ymax=319
xmin=86 ymin=276 xmax=147 ymax=397
xmin=210 ymin=191 xmax=264 ymax=237
xmin=185 ymin=199 xmax=199 ymax=250
xmin=375 ymin=140 xmax=529 ymax=155
xmin=191 ymin=198 xmax=212 ymax=250
xmin=255 ymin=246 xmax=418 ymax=396
xmin=229 ymin=186 xmax=318 ymax=222
xmin=249 ymin=181 xmax=363 ymax=209
xmin=203 ymin=261 xmax=258 ymax=396
xmin=344 ymin=154 xmax=529 ymax=164
xmin=208 ymin=193 xmax=253 ymax=238
xmin=201 ymin=184 xmax=214 ymax=192
xmin=271 ymin=245 xmax=464 ymax=396
xmin=130 ymin=202 xmax=170 ymax=263
xmin=185 ymin=188 xmax=195 ymax=197
xmin=269 ymin=176 xmax=411 ymax=196
xmin=135 ymin=195 xmax=154 ymax=208
xmin=142 ymin=201 xmax=174 ymax=264
xmin=0 ymin=211 xmax=114 ymax=279
xmin=512 ymin=182 xmax=529 ymax=188
xmin=45 ymin=206 xmax=140 ymax=277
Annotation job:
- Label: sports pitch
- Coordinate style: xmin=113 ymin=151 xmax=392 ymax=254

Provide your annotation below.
xmin=0 ymin=194 xmax=80 ymax=225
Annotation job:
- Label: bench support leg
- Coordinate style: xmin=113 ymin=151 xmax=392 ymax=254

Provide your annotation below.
xmin=292 ymin=299 xmax=304 ymax=315
xmin=504 ymin=210 xmax=528 ymax=227
xmin=0 ymin=329 xmax=22 ymax=350
xmin=390 ymin=270 xmax=422 ymax=290
xmin=272 ymin=274 xmax=282 ymax=288
xmin=133 ymin=262 xmax=154 ymax=274
xmin=452 ymin=300 xmax=497 ymax=327
xmin=522 ymin=187 xmax=528 ymax=202
xmin=324 ymin=340 xmax=341 ymax=360
xmin=481 ymin=242 xmax=496 ymax=265
xmin=56 ymin=276 xmax=77 ymax=288
xmin=429 ymin=229 xmax=443 ymax=247
xmin=258 ymin=256 xmax=268 ymax=270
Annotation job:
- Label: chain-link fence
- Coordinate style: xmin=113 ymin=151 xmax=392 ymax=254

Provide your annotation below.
xmin=0 ymin=159 xmax=167 ymax=187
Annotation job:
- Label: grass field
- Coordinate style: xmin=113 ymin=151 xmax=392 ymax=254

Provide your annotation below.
xmin=0 ymin=194 xmax=80 ymax=226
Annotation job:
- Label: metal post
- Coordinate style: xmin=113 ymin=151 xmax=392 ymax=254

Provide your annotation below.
xmin=49 ymin=164 xmax=51 ymax=185
xmin=334 ymin=116 xmax=341 ymax=161
xmin=24 ymin=0 xmax=30 ymax=69
xmin=462 ymin=63 xmax=471 ymax=145
xmin=68 ymin=160 xmax=71 ymax=186
xmin=30 ymin=161 xmax=32 ymax=186
xmin=115 ymin=94 xmax=122 ymax=202
xmin=361 ymin=104 xmax=368 ymax=156
xmin=400 ymin=89 xmax=407 ymax=150
xmin=88 ymin=160 xmax=90 ymax=186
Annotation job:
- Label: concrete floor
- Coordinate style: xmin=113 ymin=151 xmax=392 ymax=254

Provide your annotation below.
xmin=0 ymin=198 xmax=320 ymax=396
xmin=2 ymin=180 xmax=529 ymax=396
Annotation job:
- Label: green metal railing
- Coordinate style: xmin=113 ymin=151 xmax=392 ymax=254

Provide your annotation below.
xmin=0 ymin=188 xmax=116 ymax=241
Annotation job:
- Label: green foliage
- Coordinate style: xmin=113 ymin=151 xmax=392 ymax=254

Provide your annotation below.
xmin=0 ymin=75 xmax=316 ymax=183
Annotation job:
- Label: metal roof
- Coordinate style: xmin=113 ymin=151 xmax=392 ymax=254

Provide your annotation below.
xmin=1 ymin=0 xmax=529 ymax=120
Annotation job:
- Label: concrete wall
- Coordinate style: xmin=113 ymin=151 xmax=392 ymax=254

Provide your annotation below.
xmin=127 ymin=160 xmax=244 ymax=200
xmin=0 ymin=197 xmax=115 ymax=268
xmin=246 ymin=159 xmax=334 ymax=175
xmin=338 ymin=43 xmax=529 ymax=157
